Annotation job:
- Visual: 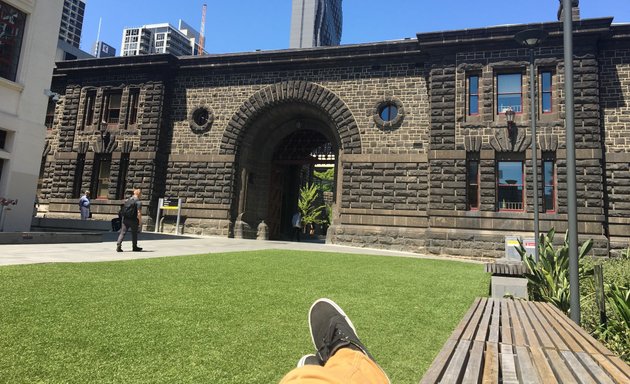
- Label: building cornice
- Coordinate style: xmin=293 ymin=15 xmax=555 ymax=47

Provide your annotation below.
xmin=416 ymin=17 xmax=614 ymax=52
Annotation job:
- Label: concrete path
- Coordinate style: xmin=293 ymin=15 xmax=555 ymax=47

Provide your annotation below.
xmin=0 ymin=232 xmax=483 ymax=266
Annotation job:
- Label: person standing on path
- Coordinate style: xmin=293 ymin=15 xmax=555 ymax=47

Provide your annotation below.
xmin=79 ymin=191 xmax=90 ymax=220
xmin=116 ymin=189 xmax=143 ymax=252
xmin=292 ymin=211 xmax=302 ymax=242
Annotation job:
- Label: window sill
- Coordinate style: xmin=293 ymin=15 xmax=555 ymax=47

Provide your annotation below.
xmin=0 ymin=77 xmax=24 ymax=92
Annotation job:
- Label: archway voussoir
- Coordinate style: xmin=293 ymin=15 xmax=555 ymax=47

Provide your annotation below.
xmin=298 ymin=81 xmax=307 ymax=99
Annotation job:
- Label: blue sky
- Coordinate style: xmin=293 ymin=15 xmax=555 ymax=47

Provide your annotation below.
xmin=80 ymin=0 xmax=630 ymax=55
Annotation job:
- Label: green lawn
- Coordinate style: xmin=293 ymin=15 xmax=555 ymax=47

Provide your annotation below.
xmin=0 ymin=250 xmax=489 ymax=383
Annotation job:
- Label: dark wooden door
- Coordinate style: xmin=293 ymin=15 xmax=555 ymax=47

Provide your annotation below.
xmin=267 ymin=167 xmax=284 ymax=239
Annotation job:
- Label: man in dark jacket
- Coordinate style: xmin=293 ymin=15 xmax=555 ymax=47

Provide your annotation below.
xmin=116 ymin=189 xmax=143 ymax=252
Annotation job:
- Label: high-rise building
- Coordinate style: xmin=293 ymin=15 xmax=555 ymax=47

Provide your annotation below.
xmin=56 ymin=0 xmax=91 ymax=61
xmin=93 ymin=41 xmax=116 ymax=58
xmin=58 ymin=0 xmax=84 ymax=48
xmin=121 ymin=20 xmax=200 ymax=57
xmin=289 ymin=0 xmax=342 ymax=48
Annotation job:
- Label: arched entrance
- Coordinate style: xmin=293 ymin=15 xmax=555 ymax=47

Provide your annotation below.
xmin=223 ymin=81 xmax=361 ymax=240
xmin=234 ymin=108 xmax=338 ymax=240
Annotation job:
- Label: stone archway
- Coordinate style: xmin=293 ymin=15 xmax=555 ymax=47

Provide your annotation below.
xmin=221 ymin=81 xmax=361 ymax=155
xmin=224 ymin=81 xmax=359 ymax=239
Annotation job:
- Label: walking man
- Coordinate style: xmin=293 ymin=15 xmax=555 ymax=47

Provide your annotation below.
xmin=79 ymin=191 xmax=90 ymax=220
xmin=116 ymin=189 xmax=143 ymax=252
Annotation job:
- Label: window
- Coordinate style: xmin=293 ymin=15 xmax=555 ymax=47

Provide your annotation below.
xmin=126 ymin=89 xmax=139 ymax=127
xmin=0 ymin=129 xmax=6 ymax=149
xmin=82 ymin=90 xmax=96 ymax=128
xmin=467 ymin=75 xmax=479 ymax=116
xmin=0 ymin=2 xmax=27 ymax=82
xmin=466 ymin=153 xmax=480 ymax=210
xmin=497 ymin=73 xmax=522 ymax=113
xmin=104 ymin=91 xmax=122 ymax=125
xmin=116 ymin=153 xmax=130 ymax=200
xmin=72 ymin=153 xmax=86 ymax=198
xmin=45 ymin=99 xmax=55 ymax=129
xmin=540 ymin=71 xmax=552 ymax=114
xmin=91 ymin=154 xmax=111 ymax=199
xmin=497 ymin=159 xmax=524 ymax=211
xmin=379 ymin=104 xmax=398 ymax=122
xmin=543 ymin=153 xmax=556 ymax=213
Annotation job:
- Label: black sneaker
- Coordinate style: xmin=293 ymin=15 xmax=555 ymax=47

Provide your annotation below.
xmin=308 ymin=298 xmax=372 ymax=363
xmin=308 ymin=299 xmax=390 ymax=383
xmin=132 ymin=247 xmax=143 ymax=252
xmin=116 ymin=246 xmax=123 ymax=252
xmin=296 ymin=354 xmax=321 ymax=368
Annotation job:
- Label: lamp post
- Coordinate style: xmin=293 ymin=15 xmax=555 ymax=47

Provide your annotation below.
xmin=561 ymin=0 xmax=581 ymax=324
xmin=515 ymin=29 xmax=548 ymax=263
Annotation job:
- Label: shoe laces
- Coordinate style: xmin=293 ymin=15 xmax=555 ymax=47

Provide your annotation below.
xmin=316 ymin=318 xmax=353 ymax=361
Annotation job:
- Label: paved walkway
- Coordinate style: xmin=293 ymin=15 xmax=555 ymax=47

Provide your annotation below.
xmin=0 ymin=232 xmax=481 ymax=266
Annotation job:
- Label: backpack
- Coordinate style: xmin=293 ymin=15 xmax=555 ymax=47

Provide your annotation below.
xmin=122 ymin=198 xmax=138 ymax=220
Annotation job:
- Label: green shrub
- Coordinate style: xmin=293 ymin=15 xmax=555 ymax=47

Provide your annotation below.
xmin=581 ymin=256 xmax=630 ymax=362
xmin=516 ymin=228 xmax=592 ymax=315
xmin=298 ymin=183 xmax=326 ymax=228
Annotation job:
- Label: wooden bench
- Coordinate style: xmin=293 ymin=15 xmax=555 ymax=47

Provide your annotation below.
xmin=420 ymin=298 xmax=630 ymax=383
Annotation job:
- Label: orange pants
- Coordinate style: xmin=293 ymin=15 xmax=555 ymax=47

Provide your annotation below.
xmin=279 ymin=348 xmax=389 ymax=384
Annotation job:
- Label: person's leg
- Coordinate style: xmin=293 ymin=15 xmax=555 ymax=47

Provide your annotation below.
xmin=130 ymin=220 xmax=141 ymax=251
xmin=279 ymin=348 xmax=388 ymax=384
xmin=116 ymin=221 xmax=128 ymax=251
xmin=279 ymin=298 xmax=389 ymax=384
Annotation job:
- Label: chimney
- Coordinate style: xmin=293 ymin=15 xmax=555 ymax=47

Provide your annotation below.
xmin=558 ymin=0 xmax=580 ymax=21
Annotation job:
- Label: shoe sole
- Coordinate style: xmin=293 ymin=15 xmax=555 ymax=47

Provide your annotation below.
xmin=296 ymin=353 xmax=320 ymax=368
xmin=308 ymin=298 xmax=358 ymax=352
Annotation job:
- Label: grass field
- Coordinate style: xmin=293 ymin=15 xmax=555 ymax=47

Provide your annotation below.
xmin=0 ymin=250 xmax=489 ymax=383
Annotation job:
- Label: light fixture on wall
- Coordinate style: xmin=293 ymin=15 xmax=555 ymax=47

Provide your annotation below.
xmin=43 ymin=89 xmax=60 ymax=102
xmin=504 ymin=107 xmax=516 ymax=137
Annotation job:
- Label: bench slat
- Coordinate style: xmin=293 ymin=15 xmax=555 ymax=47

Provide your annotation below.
xmin=462 ymin=341 xmax=484 ymax=384
xmin=500 ymin=343 xmax=519 ymax=384
xmin=474 ymin=299 xmax=494 ymax=342
xmin=546 ymin=348 xmax=580 ymax=383
xmin=481 ymin=342 xmax=499 ymax=384
xmin=575 ymin=352 xmax=615 ymax=384
xmin=419 ymin=338 xmax=458 ymax=384
xmin=561 ymin=350 xmax=598 ymax=384
xmin=522 ymin=300 xmax=555 ymax=349
xmin=488 ymin=300 xmax=501 ymax=344
xmin=440 ymin=340 xmax=471 ymax=383
xmin=529 ymin=346 xmax=559 ymax=384
xmin=507 ymin=300 xmax=526 ymax=346
xmin=515 ymin=345 xmax=541 ymax=383
xmin=532 ymin=302 xmax=570 ymax=351
xmin=589 ymin=353 xmax=630 ymax=384
xmin=513 ymin=300 xmax=541 ymax=349
xmin=420 ymin=298 xmax=484 ymax=384
xmin=500 ymin=300 xmax=513 ymax=345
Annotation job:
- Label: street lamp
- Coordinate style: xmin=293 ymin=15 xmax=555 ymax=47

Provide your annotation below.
xmin=561 ymin=0 xmax=581 ymax=324
xmin=515 ymin=28 xmax=548 ymax=263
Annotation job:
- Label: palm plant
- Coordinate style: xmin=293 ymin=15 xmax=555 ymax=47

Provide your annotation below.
xmin=298 ymin=183 xmax=326 ymax=230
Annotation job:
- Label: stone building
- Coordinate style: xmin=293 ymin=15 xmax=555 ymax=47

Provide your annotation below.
xmin=38 ymin=7 xmax=630 ymax=257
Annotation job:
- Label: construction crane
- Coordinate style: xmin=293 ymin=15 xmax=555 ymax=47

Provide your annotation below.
xmin=198 ymin=3 xmax=207 ymax=55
